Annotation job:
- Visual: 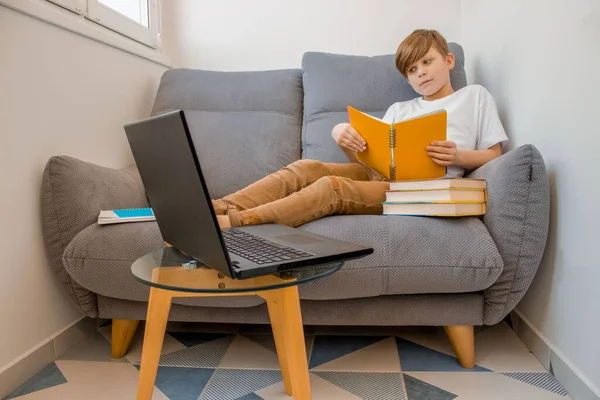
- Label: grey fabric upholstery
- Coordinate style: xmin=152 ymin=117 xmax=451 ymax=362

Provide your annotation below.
xmin=62 ymin=221 xmax=264 ymax=309
xmin=97 ymin=292 xmax=484 ymax=326
xmin=151 ymin=69 xmax=303 ymax=198
xmin=297 ymin=215 xmax=502 ymax=298
xmin=301 ymin=43 xmax=467 ymax=162
xmin=41 ymin=156 xmax=148 ymax=317
xmin=467 ymin=145 xmax=550 ymax=324
xmin=63 ymin=214 xmax=502 ymax=303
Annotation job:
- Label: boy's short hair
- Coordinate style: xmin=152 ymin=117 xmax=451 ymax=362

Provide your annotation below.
xmin=395 ymin=29 xmax=449 ymax=78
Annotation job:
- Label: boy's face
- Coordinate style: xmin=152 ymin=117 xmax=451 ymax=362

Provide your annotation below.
xmin=406 ymin=47 xmax=455 ymax=98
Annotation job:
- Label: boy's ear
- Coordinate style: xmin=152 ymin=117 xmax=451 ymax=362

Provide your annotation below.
xmin=446 ymin=52 xmax=456 ymax=70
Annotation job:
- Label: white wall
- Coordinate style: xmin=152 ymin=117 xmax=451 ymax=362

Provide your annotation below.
xmin=0 ymin=5 xmax=167 ymax=374
xmin=461 ymin=0 xmax=600 ymax=393
xmin=161 ymin=0 xmax=462 ymax=70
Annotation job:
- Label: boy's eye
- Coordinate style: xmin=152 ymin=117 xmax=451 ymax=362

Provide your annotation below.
xmin=408 ymin=67 xmax=416 ymax=73
xmin=424 ymin=59 xmax=431 ymax=64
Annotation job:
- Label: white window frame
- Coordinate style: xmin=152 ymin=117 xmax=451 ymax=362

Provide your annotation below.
xmin=0 ymin=0 xmax=169 ymax=66
xmin=46 ymin=0 xmax=84 ymax=14
xmin=86 ymin=0 xmax=160 ymax=48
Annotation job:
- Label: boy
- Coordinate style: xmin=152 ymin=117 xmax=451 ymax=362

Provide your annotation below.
xmin=215 ymin=29 xmax=508 ymax=228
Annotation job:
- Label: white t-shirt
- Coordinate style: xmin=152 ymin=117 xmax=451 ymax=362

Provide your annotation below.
xmin=382 ymin=84 xmax=508 ymax=178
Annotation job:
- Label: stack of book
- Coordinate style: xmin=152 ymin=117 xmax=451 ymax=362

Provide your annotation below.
xmin=382 ymin=178 xmax=487 ymax=217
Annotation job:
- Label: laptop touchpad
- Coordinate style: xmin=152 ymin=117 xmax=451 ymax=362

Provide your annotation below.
xmin=274 ymin=234 xmax=323 ymax=245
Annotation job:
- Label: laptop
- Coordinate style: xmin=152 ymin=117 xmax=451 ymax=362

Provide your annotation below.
xmin=124 ymin=110 xmax=374 ymax=279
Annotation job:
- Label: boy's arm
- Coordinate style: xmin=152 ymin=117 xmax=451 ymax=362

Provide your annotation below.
xmin=455 ymin=144 xmax=502 ymax=170
xmin=427 ymin=141 xmax=502 ymax=169
xmin=428 ymin=88 xmax=507 ymax=170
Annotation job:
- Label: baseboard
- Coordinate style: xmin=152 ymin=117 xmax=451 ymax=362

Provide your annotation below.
xmin=511 ymin=309 xmax=600 ymax=400
xmin=0 ymin=317 xmax=99 ymax=399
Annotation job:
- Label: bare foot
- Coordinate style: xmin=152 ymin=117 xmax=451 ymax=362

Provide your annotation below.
xmin=216 ymin=215 xmax=232 ymax=229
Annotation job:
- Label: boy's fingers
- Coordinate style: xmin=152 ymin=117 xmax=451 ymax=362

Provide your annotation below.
xmin=349 ymin=131 xmax=366 ymax=146
xmin=343 ymin=138 xmax=362 ymax=152
xmin=429 ymin=152 xmax=454 ymax=161
xmin=347 ymin=134 xmax=366 ymax=150
xmin=427 ymin=146 xmax=453 ymax=154
xmin=432 ymin=158 xmax=452 ymax=166
xmin=348 ymin=126 xmax=362 ymax=138
xmin=347 ymin=136 xmax=363 ymax=149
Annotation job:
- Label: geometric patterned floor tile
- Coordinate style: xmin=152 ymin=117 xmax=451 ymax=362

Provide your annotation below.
xmin=198 ymin=369 xmax=282 ymax=400
xmin=157 ymin=336 xmax=235 ymax=368
xmin=4 ymin=363 xmax=67 ymax=399
xmin=309 ymin=335 xmax=388 ymax=369
xmin=405 ymin=372 xmax=573 ymax=399
xmin=235 ymin=394 xmax=264 ymax=400
xmin=5 ymin=323 xmax=569 ymax=400
xmin=502 ymin=373 xmax=569 ymax=396
xmin=98 ymin=325 xmax=187 ymax=364
xmin=236 ymin=334 xmax=314 ymax=367
xmin=311 ymin=337 xmax=401 ymax=372
xmin=403 ymin=373 xmax=458 ymax=400
xmin=396 ymin=322 xmax=547 ymax=372
xmin=150 ymin=366 xmax=215 ymax=400
xmin=243 ymin=334 xmax=278 ymax=353
xmin=313 ymin=371 xmax=407 ymax=400
xmin=474 ymin=323 xmax=548 ymax=372
xmin=6 ymin=361 xmax=169 ymax=399
xmin=57 ymin=331 xmax=129 ymax=363
xmin=218 ymin=335 xmax=281 ymax=370
xmin=169 ymin=332 xmax=232 ymax=348
xmin=256 ymin=373 xmax=361 ymax=399
xmin=396 ymin=337 xmax=491 ymax=372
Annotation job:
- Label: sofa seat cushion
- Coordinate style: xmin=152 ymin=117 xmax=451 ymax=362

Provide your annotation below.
xmin=63 ymin=215 xmax=502 ymax=305
xmin=62 ymin=222 xmax=266 ymax=308
xmin=295 ymin=215 xmax=504 ymax=299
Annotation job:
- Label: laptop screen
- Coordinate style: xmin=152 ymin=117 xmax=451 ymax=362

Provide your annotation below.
xmin=124 ymin=110 xmax=233 ymax=277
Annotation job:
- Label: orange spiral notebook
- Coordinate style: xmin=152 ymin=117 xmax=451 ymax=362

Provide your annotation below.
xmin=347 ymin=106 xmax=447 ymax=181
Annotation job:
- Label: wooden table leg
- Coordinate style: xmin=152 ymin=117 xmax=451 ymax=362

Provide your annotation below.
xmin=261 ymin=285 xmax=311 ymax=400
xmin=263 ymin=291 xmax=293 ymax=396
xmin=136 ymin=288 xmax=173 ymax=400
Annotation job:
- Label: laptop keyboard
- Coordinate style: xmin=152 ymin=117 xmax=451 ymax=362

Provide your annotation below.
xmin=221 ymin=228 xmax=314 ymax=265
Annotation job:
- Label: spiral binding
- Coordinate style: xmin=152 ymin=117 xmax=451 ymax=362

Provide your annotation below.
xmin=389 ymin=124 xmax=397 ymax=181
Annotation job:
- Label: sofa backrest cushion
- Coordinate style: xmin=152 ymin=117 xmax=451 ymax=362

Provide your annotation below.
xmin=301 ymin=43 xmax=467 ymax=162
xmin=151 ymin=68 xmax=303 ymax=199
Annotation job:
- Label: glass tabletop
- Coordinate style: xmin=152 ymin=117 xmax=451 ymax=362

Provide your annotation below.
xmin=131 ymin=246 xmax=344 ymax=294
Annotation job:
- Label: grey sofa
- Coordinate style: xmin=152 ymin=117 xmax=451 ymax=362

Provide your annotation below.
xmin=41 ymin=43 xmax=550 ymax=367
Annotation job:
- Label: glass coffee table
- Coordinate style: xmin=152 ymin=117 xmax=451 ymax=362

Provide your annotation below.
xmin=131 ymin=246 xmax=344 ymax=400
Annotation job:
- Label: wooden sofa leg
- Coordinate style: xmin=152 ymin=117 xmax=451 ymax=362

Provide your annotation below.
xmin=444 ymin=325 xmax=475 ymax=368
xmin=111 ymin=319 xmax=140 ymax=358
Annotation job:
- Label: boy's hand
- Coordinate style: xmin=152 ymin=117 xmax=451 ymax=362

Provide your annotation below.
xmin=332 ymin=123 xmax=367 ymax=153
xmin=427 ymin=141 xmax=458 ymax=166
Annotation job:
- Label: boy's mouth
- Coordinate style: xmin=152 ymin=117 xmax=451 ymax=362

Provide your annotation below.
xmin=420 ymin=79 xmax=433 ymax=87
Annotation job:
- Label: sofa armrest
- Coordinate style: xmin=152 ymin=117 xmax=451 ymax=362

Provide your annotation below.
xmin=41 ymin=156 xmax=148 ymax=317
xmin=467 ymin=145 xmax=550 ymax=325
